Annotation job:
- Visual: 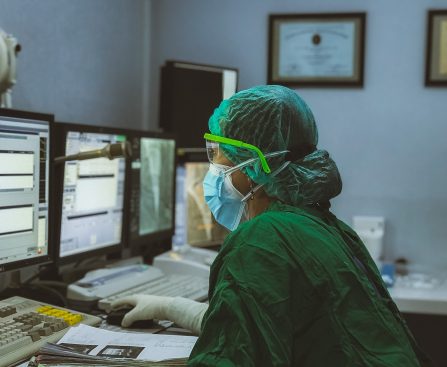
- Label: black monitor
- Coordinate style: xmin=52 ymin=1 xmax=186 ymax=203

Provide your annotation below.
xmin=0 ymin=108 xmax=54 ymax=273
xmin=126 ymin=130 xmax=176 ymax=255
xmin=160 ymin=60 xmax=238 ymax=148
xmin=53 ymin=122 xmax=128 ymax=264
xmin=173 ymin=153 xmax=228 ymax=249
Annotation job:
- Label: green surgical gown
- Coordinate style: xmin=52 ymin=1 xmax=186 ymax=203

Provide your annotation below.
xmin=188 ymin=202 xmax=430 ymax=367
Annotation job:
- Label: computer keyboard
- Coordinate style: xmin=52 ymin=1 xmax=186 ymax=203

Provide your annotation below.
xmin=0 ymin=296 xmax=101 ymax=367
xmin=98 ymin=273 xmax=209 ymax=312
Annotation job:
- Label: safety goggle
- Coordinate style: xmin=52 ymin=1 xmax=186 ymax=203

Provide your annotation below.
xmin=204 ymin=133 xmax=272 ymax=174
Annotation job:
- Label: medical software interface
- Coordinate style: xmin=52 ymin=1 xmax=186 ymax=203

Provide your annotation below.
xmin=59 ymin=131 xmax=126 ymax=258
xmin=129 ymin=137 xmax=175 ymax=239
xmin=0 ymin=116 xmax=50 ymax=265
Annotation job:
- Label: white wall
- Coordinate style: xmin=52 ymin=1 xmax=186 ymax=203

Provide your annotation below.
xmin=0 ymin=0 xmax=150 ymax=129
xmin=150 ymin=0 xmax=447 ymax=270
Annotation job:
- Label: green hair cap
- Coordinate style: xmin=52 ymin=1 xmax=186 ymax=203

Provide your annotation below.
xmin=207 ymin=85 xmax=342 ymax=207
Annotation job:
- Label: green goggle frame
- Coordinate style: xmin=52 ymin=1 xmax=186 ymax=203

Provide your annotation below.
xmin=204 ymin=133 xmax=271 ymax=174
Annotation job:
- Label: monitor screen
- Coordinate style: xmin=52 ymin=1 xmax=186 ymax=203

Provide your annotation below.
xmin=0 ymin=109 xmax=53 ymax=272
xmin=128 ymin=132 xmax=176 ymax=247
xmin=160 ymin=61 xmax=238 ymax=149
xmin=56 ymin=125 xmax=127 ymax=260
xmin=173 ymin=162 xmax=228 ymax=248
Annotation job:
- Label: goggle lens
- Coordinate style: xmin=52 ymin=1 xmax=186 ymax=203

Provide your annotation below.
xmin=206 ymin=140 xmax=220 ymax=163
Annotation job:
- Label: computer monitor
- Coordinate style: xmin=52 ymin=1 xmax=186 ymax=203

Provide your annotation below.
xmin=126 ymin=130 xmax=176 ymax=253
xmin=53 ymin=122 xmax=128 ymax=263
xmin=173 ymin=161 xmax=228 ymax=249
xmin=160 ymin=60 xmax=238 ymax=148
xmin=0 ymin=108 xmax=53 ymax=273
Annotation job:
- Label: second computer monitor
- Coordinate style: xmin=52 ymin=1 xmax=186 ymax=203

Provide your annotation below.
xmin=53 ymin=123 xmax=127 ymax=263
xmin=127 ymin=130 xmax=176 ymax=250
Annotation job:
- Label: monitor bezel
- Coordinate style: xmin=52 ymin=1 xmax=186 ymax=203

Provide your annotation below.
xmin=164 ymin=59 xmax=239 ymax=80
xmin=123 ymin=128 xmax=177 ymax=255
xmin=52 ymin=122 xmax=129 ymax=265
xmin=0 ymin=108 xmax=55 ymax=273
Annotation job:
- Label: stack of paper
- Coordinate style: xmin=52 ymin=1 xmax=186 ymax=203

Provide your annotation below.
xmin=28 ymin=324 xmax=198 ymax=367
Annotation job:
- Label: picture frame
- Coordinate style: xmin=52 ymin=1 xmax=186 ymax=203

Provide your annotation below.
xmin=268 ymin=13 xmax=366 ymax=87
xmin=425 ymin=10 xmax=447 ymax=86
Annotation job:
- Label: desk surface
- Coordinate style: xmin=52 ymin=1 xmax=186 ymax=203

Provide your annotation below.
xmin=389 ymin=276 xmax=447 ymax=315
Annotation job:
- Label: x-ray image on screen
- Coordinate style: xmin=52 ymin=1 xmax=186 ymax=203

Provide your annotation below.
xmin=180 ymin=162 xmax=228 ymax=247
xmin=139 ymin=138 xmax=175 ymax=236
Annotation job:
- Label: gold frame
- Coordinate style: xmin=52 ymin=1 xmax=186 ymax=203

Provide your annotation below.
xmin=425 ymin=10 xmax=447 ymax=86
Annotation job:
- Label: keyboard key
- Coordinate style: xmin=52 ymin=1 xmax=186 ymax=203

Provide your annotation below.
xmin=27 ymin=331 xmax=40 ymax=342
xmin=38 ymin=327 xmax=53 ymax=336
xmin=0 ymin=307 xmax=16 ymax=318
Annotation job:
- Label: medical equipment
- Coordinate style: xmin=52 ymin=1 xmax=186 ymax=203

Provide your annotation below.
xmin=0 ymin=29 xmax=20 ymax=108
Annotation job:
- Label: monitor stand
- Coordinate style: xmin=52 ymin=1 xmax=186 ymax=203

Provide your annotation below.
xmin=0 ymin=272 xmax=13 ymax=292
xmin=0 ymin=270 xmax=67 ymax=306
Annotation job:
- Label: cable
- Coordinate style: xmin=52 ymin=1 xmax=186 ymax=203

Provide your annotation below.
xmin=73 ymin=255 xmax=108 ymax=269
xmin=21 ymin=272 xmax=41 ymax=285
xmin=33 ymin=280 xmax=67 ymax=289
xmin=25 ymin=284 xmax=67 ymax=307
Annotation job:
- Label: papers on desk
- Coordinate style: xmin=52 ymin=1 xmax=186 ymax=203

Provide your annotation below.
xmin=29 ymin=324 xmax=197 ymax=366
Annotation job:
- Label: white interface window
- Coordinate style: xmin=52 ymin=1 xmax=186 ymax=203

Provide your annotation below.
xmin=60 ymin=131 xmax=126 ymax=258
xmin=138 ymin=138 xmax=175 ymax=236
xmin=0 ymin=116 xmax=50 ymax=266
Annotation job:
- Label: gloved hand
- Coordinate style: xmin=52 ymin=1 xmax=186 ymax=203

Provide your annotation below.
xmin=110 ymin=294 xmax=173 ymax=328
xmin=111 ymin=294 xmax=209 ymax=335
xmin=168 ymin=297 xmax=209 ymax=335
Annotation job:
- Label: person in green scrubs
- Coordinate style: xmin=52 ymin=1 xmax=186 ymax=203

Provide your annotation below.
xmin=113 ymin=85 xmax=431 ymax=366
xmin=189 ymin=85 xmax=430 ymax=366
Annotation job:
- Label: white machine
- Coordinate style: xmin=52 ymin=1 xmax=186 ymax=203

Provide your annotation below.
xmin=0 ymin=28 xmax=20 ymax=108
xmin=153 ymin=245 xmax=217 ymax=279
xmin=352 ymin=216 xmax=385 ymax=265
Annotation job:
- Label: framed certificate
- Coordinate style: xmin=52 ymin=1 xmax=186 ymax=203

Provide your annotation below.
xmin=268 ymin=13 xmax=366 ymax=87
xmin=425 ymin=10 xmax=447 ymax=86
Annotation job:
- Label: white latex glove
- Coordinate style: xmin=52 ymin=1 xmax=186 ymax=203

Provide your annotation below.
xmin=111 ymin=295 xmax=208 ymax=335
xmin=111 ymin=294 xmax=173 ymax=328
xmin=167 ymin=297 xmax=208 ymax=335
